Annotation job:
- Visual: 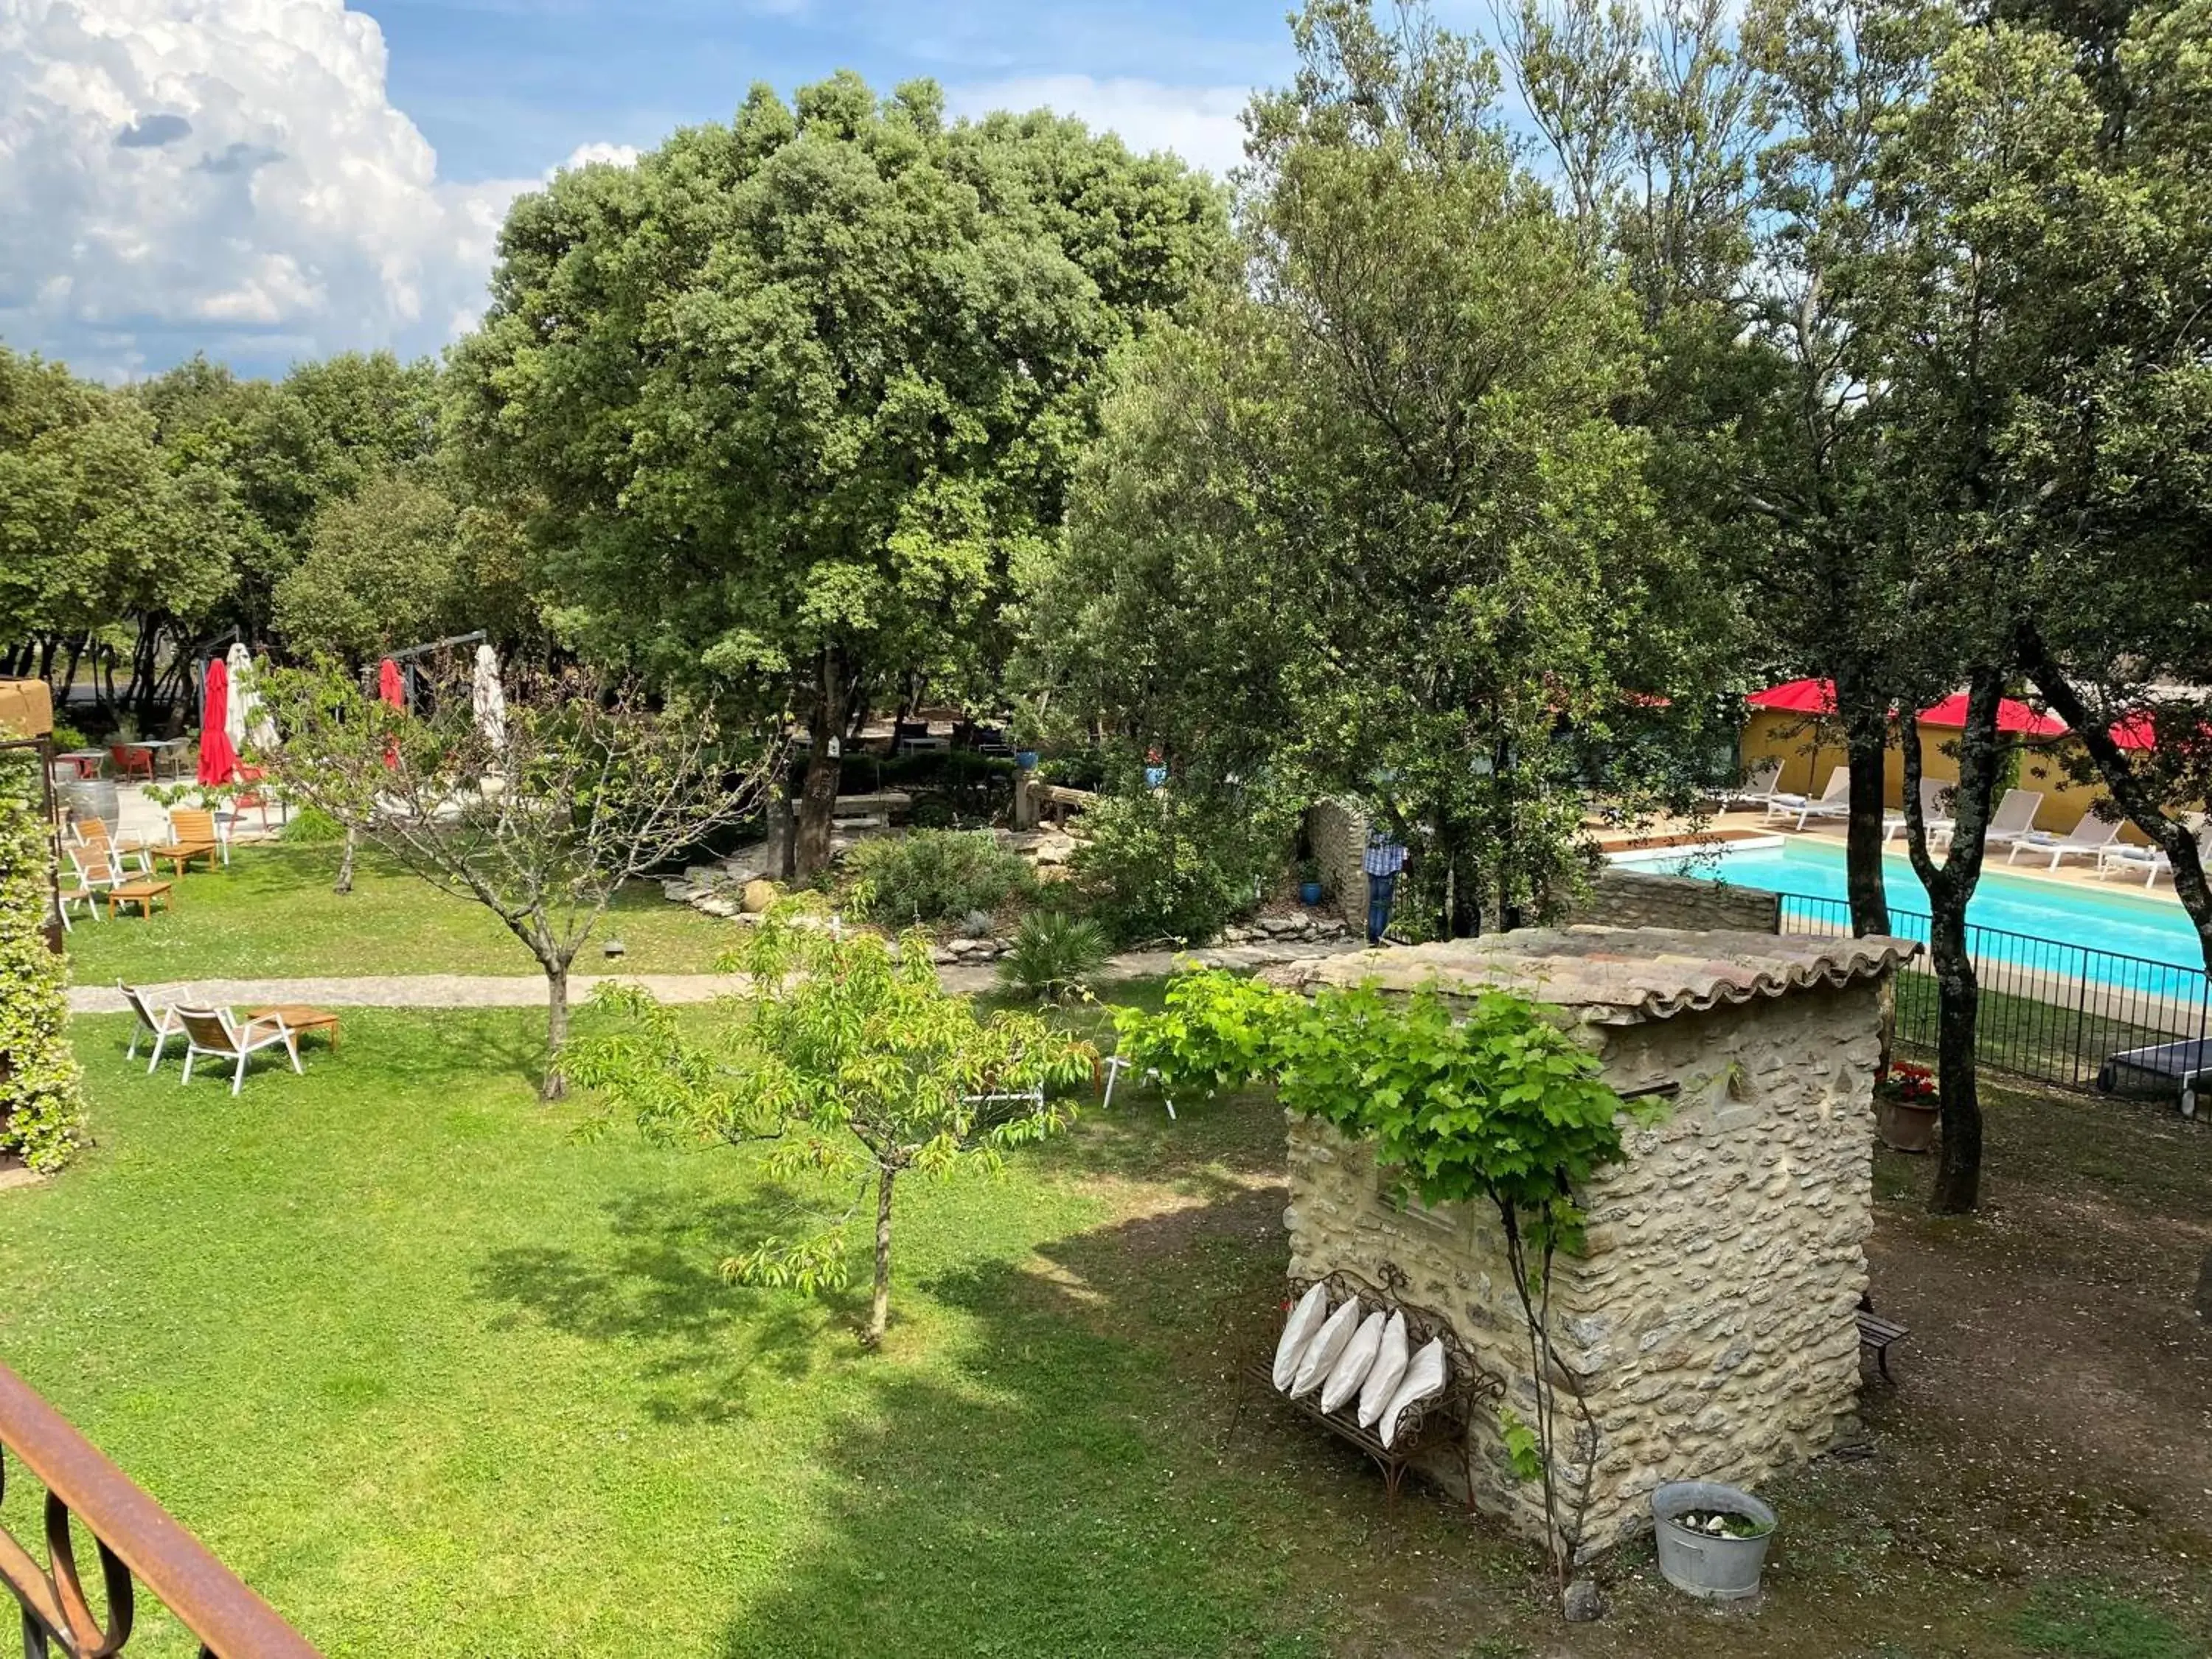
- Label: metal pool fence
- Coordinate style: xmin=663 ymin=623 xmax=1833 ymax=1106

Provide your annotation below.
xmin=1775 ymin=891 xmax=2212 ymax=1096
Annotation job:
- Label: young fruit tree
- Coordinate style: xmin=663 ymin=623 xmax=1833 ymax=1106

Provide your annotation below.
xmin=563 ymin=910 xmax=1096 ymax=1346
xmin=262 ymin=658 xmax=774 ymax=1097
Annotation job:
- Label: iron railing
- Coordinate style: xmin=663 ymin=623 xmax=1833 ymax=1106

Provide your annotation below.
xmin=0 ymin=1363 xmax=319 ymax=1658
xmin=1776 ymin=891 xmax=2212 ymax=1094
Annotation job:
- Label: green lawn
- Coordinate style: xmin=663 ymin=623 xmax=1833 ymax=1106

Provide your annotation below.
xmin=7 ymin=960 xmax=2207 ymax=1654
xmin=62 ymin=844 xmax=743 ymax=984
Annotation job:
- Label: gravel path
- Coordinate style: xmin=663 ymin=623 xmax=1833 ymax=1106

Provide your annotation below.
xmin=66 ymin=939 xmax=1366 ymax=1015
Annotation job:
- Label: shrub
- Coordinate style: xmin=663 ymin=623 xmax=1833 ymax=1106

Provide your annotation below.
xmin=998 ymin=911 xmax=1110 ymax=1003
xmin=0 ymin=754 xmax=86 ymax=1172
xmin=279 ymin=805 xmax=347 ymax=845
xmin=1068 ymin=790 xmax=1289 ymax=946
xmin=846 ymin=830 xmax=1034 ymax=926
xmin=49 ymin=720 xmax=91 ymax=751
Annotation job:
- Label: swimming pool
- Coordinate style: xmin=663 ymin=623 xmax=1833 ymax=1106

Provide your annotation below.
xmin=1626 ymin=838 xmax=2205 ymax=975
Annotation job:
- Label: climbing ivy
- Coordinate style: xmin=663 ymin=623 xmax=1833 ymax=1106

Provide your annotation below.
xmin=0 ymin=751 xmax=86 ymax=1172
xmin=1114 ymin=968 xmax=1666 ymax=1593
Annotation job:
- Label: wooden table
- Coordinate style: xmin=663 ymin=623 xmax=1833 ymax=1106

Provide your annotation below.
xmin=248 ymin=1005 xmax=341 ymax=1051
xmin=106 ymin=880 xmax=173 ymax=919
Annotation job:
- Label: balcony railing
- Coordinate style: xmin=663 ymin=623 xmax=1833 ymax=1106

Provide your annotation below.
xmin=0 ymin=1363 xmax=319 ymax=1658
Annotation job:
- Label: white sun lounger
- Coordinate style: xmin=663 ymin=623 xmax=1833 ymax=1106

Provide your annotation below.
xmin=1764 ymin=765 xmax=1849 ymax=829
xmin=1977 ymin=789 xmax=2046 ymax=850
xmin=2008 ymin=815 xmax=2121 ymax=869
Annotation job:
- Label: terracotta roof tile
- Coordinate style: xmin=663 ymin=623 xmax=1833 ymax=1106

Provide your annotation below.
xmin=1278 ymin=926 xmax=1920 ymax=1026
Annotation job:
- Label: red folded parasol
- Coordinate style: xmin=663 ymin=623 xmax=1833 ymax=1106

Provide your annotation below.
xmin=1746 ymin=678 xmax=1837 ymax=714
xmin=378 ymin=658 xmax=405 ymax=709
xmin=1916 ymin=693 xmax=2067 ymax=738
xmin=197 ymin=658 xmax=238 ymax=785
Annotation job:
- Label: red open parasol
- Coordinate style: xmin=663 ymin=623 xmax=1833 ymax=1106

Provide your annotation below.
xmin=1746 ymin=678 xmax=1837 ymax=714
xmin=2110 ymin=712 xmax=2157 ymax=751
xmin=197 ymin=658 xmax=238 ymax=785
xmin=1916 ymin=693 xmax=2068 ymax=739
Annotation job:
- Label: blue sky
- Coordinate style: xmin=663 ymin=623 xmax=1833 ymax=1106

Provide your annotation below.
xmin=0 ymin=0 xmax=1312 ymax=380
xmin=376 ymin=0 xmax=1295 ymax=183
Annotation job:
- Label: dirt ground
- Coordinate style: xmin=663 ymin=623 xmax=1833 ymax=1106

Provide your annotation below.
xmin=1060 ymin=1076 xmax=2212 ymax=1659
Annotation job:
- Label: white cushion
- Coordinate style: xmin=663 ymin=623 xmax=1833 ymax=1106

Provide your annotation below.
xmin=1292 ymin=1296 xmax=1364 ymax=1398
xmin=1271 ymin=1282 xmax=1331 ymax=1392
xmin=1378 ymin=1338 xmax=1448 ymax=1448
xmin=1320 ymin=1308 xmax=1388 ymax=1414
xmin=1356 ymin=1311 xmax=1411 ymax=1428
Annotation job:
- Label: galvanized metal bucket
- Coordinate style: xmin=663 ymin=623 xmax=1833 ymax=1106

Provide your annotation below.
xmin=1652 ymin=1480 xmax=1776 ymax=1601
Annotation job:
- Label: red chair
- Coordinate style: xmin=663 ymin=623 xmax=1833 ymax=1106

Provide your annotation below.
xmin=109 ymin=743 xmax=155 ymax=782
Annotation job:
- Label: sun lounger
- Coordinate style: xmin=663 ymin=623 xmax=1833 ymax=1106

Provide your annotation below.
xmin=1885 ymin=778 xmax=1956 ymax=846
xmin=1724 ymin=757 xmax=1784 ymax=810
xmin=1976 ymin=789 xmax=2045 ymax=849
xmin=2097 ymin=821 xmax=2212 ymax=889
xmin=150 ymin=807 xmax=223 ymax=875
xmin=119 ymin=982 xmax=183 ymax=1073
xmin=1764 ymin=765 xmax=1849 ymax=829
xmin=173 ymin=1006 xmax=304 ymax=1095
xmin=2008 ymin=815 xmax=2121 ymax=869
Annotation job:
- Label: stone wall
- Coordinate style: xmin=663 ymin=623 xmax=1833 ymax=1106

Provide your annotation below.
xmin=1283 ymin=980 xmax=1879 ymax=1554
xmin=1573 ymin=867 xmax=1780 ymax=933
xmin=1304 ymin=799 xmax=1370 ymax=928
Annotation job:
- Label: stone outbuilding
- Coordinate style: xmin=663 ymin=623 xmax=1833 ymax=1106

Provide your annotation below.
xmin=1273 ymin=925 xmax=1917 ymax=1554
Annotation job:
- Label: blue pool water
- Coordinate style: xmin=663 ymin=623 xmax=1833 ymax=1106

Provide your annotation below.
xmin=1631 ymin=839 xmax=2205 ymax=978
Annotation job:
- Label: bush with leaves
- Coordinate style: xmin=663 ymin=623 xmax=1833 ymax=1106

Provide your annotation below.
xmin=566 ymin=908 xmax=1096 ymax=1344
xmin=1114 ymin=967 xmax=1658 ymax=1589
xmin=997 ymin=910 xmax=1110 ymax=1004
xmin=1068 ymin=788 xmax=1289 ymax=946
xmin=846 ymin=830 xmax=1034 ymax=927
xmin=0 ymin=754 xmax=86 ymax=1172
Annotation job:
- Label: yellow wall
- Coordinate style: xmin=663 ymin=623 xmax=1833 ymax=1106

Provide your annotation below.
xmin=1740 ymin=714 xmax=2140 ymax=840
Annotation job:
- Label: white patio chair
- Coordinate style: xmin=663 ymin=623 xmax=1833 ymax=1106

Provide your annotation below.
xmin=1885 ymin=778 xmax=1957 ymax=847
xmin=1764 ymin=765 xmax=1849 ymax=828
xmin=1978 ymin=789 xmax=2048 ymax=850
xmin=2008 ymin=814 xmax=2121 ymax=869
xmin=174 ymin=1006 xmax=303 ymax=1095
xmin=67 ymin=842 xmax=133 ymax=896
xmin=119 ymin=982 xmax=182 ymax=1073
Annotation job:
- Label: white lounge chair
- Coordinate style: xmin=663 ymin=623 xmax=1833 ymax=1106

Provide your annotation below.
xmin=119 ymin=982 xmax=182 ymax=1073
xmin=2008 ymin=815 xmax=2122 ymax=869
xmin=174 ymin=1006 xmax=303 ymax=1095
xmin=1764 ymin=765 xmax=1849 ymax=829
xmin=2097 ymin=820 xmax=2211 ymax=889
xmin=1978 ymin=789 xmax=2047 ymax=850
xmin=1885 ymin=778 xmax=1957 ymax=847
xmin=1725 ymin=757 xmax=1784 ymax=810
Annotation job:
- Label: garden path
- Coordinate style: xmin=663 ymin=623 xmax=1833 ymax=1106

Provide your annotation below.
xmin=63 ymin=938 xmax=1364 ymax=1015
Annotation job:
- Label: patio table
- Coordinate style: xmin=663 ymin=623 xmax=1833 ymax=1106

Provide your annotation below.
xmin=56 ymin=750 xmax=105 ymax=779
xmin=143 ymin=737 xmax=193 ymax=780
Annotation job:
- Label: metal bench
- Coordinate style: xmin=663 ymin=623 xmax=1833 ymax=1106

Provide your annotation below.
xmin=1227 ymin=1262 xmax=1503 ymax=1509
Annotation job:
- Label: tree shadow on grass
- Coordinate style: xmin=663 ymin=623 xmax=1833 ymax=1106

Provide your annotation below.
xmin=705 ymin=1183 xmax=1528 ymax=1659
xmin=473 ymin=1184 xmax=858 ymax=1425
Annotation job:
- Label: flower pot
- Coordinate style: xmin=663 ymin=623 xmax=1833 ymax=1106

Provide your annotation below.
xmin=1298 ymin=880 xmax=1324 ymax=906
xmin=1014 ymin=750 xmax=1039 ymax=771
xmin=1875 ymin=1093 xmax=1940 ymax=1153
xmin=1652 ymin=1481 xmax=1776 ymax=1601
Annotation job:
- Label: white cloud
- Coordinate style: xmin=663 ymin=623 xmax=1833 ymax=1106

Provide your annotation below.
xmin=0 ymin=0 xmax=628 ymax=378
xmin=948 ymin=75 xmax=1251 ymax=180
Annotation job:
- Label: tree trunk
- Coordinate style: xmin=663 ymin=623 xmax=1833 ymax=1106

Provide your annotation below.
xmin=793 ymin=648 xmax=844 ymax=878
xmin=865 ymin=1165 xmax=896 ymax=1346
xmin=334 ymin=827 xmax=358 ymax=895
xmin=541 ymin=965 xmax=570 ymax=1102
xmin=1843 ymin=724 xmax=1893 ymax=936
xmin=1927 ymin=897 xmax=1983 ymax=1213
xmin=1899 ymin=678 xmax=2006 ymax=1216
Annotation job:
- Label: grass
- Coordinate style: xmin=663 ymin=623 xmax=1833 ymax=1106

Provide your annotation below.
xmin=7 ymin=942 xmax=2209 ymax=1655
xmin=61 ymin=844 xmax=744 ymax=984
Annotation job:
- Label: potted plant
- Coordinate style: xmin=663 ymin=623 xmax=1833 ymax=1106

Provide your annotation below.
xmin=1874 ymin=1060 xmax=1940 ymax=1152
xmin=1296 ymin=857 xmax=1325 ymax=907
xmin=1652 ymin=1481 xmax=1778 ymax=1601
